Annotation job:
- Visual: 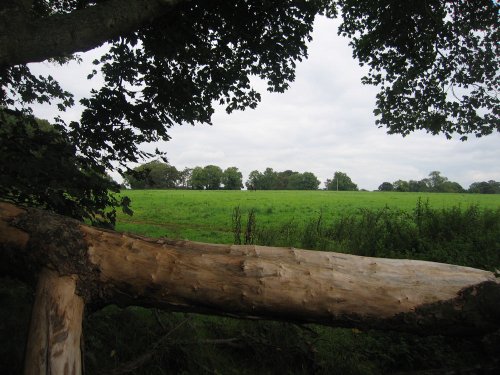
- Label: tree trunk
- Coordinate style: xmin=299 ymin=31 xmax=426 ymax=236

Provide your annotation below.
xmin=24 ymin=268 xmax=84 ymax=375
xmin=1 ymin=201 xmax=499 ymax=335
xmin=0 ymin=201 xmax=499 ymax=372
xmin=0 ymin=0 xmax=183 ymax=66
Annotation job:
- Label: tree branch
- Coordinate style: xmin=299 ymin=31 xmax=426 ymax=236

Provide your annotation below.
xmin=0 ymin=0 xmax=185 ymax=66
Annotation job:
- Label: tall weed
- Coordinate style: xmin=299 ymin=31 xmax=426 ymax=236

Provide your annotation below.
xmin=243 ymin=200 xmax=500 ymax=271
xmin=3 ymin=201 xmax=498 ymax=375
xmin=78 ymin=201 xmax=499 ymax=374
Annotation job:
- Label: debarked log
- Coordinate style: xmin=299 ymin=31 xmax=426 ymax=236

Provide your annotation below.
xmin=1 ymin=201 xmax=499 ymax=338
xmin=23 ymin=269 xmax=84 ymax=375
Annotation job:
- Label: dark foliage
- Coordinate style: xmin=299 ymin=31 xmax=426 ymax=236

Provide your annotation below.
xmin=0 ymin=278 xmax=33 ymax=375
xmin=245 ymin=168 xmax=320 ymax=190
xmin=0 ymin=109 xmax=130 ymax=226
xmin=123 ymin=160 xmax=180 ymax=189
xmin=1 ymin=0 xmax=330 ymax=221
xmin=325 ymin=171 xmax=358 ymax=191
xmin=378 ymin=182 xmax=394 ymax=191
xmin=1 ymin=0 xmax=498 ymax=220
xmin=222 ymin=167 xmax=244 ymax=190
xmin=338 ymin=0 xmax=499 ymax=139
xmin=388 ymin=171 xmax=465 ymax=193
xmin=469 ymin=180 xmax=500 ymax=194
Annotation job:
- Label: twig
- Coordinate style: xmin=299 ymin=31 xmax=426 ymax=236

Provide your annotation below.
xmin=102 ymin=316 xmax=191 ymax=375
xmin=153 ymin=308 xmax=167 ymax=332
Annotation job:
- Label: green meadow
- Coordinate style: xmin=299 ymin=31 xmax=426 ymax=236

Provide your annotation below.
xmin=70 ymin=189 xmax=499 ymax=375
xmin=116 ymin=190 xmax=500 ymax=244
xmin=3 ymin=190 xmax=498 ymax=374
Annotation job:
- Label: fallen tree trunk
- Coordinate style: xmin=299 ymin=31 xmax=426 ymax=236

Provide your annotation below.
xmin=1 ymin=201 xmax=499 ymax=340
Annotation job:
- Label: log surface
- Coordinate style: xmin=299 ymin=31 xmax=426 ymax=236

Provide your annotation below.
xmin=1 ymin=202 xmax=499 ymax=336
xmin=23 ymin=269 xmax=84 ymax=375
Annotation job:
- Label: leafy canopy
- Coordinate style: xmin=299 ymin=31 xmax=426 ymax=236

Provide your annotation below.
xmin=245 ymin=168 xmax=320 ymax=190
xmin=123 ymin=160 xmax=180 ymax=189
xmin=1 ymin=0 xmax=329 ymax=219
xmin=325 ymin=171 xmax=358 ymax=191
xmin=222 ymin=167 xmax=244 ymax=190
xmin=0 ymin=0 xmax=498 ymax=221
xmin=0 ymin=110 xmax=126 ymax=226
xmin=390 ymin=171 xmax=465 ymax=193
xmin=338 ymin=0 xmax=499 ymax=139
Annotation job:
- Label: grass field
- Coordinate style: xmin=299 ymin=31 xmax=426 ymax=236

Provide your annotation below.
xmin=3 ymin=190 xmax=499 ymax=374
xmin=116 ymin=190 xmax=500 ymax=244
xmin=100 ymin=189 xmax=500 ymax=374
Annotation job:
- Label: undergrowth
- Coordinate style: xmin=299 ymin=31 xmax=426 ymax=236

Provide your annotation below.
xmin=241 ymin=198 xmax=500 ymax=272
xmin=1 ymin=200 xmax=499 ymax=374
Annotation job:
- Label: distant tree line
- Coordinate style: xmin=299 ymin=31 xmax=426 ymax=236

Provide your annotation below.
xmin=324 ymin=171 xmax=358 ymax=191
xmin=468 ymin=181 xmax=500 ymax=194
xmin=190 ymin=165 xmax=243 ymax=190
xmin=123 ymin=162 xmax=243 ymax=190
xmin=123 ymin=163 xmax=498 ymax=194
xmin=245 ymin=168 xmax=320 ymax=190
xmin=123 ymin=163 xmax=327 ymax=191
xmin=123 ymin=161 xmax=192 ymax=189
xmin=378 ymin=171 xmax=500 ymax=194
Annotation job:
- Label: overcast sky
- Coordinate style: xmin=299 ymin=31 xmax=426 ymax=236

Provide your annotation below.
xmin=30 ymin=16 xmax=500 ymax=190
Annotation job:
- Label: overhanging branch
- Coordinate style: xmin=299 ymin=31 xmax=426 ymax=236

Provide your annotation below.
xmin=0 ymin=0 xmax=185 ymax=66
